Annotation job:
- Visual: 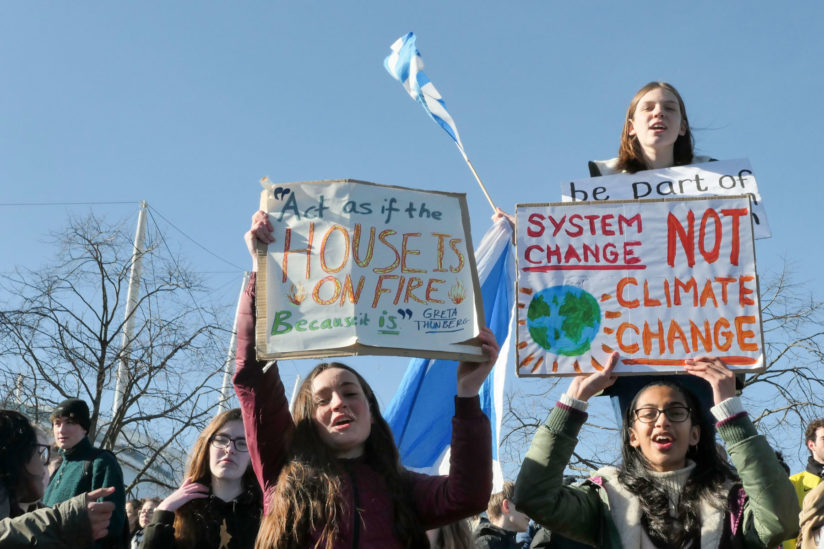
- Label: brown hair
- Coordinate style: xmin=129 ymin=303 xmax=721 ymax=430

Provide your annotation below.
xmin=616 ymin=82 xmax=694 ymax=173
xmin=173 ymin=408 xmax=261 ymax=548
xmin=429 ymin=519 xmax=472 ymax=549
xmin=486 ymin=481 xmax=515 ymax=520
xmin=805 ymin=419 xmax=824 ymax=450
xmin=255 ymin=362 xmax=427 ymax=549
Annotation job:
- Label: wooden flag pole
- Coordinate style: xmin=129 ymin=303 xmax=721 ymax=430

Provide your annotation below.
xmin=457 ymin=145 xmax=497 ymax=213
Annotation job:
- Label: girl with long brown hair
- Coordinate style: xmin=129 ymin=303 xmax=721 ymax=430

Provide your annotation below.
xmin=141 ymin=408 xmax=262 ymax=549
xmin=233 ymin=210 xmax=500 ymax=549
xmin=588 ymin=81 xmax=712 ymax=176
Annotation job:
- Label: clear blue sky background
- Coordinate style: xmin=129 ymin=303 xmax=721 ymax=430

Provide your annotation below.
xmin=1 ymin=3 xmax=821 ymax=474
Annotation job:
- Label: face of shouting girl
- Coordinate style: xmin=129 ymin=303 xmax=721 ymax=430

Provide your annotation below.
xmin=311 ymin=367 xmax=373 ymax=459
xmin=628 ymin=384 xmax=700 ymax=472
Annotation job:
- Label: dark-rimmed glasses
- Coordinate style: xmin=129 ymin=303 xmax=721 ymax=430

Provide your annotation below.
xmin=210 ymin=434 xmax=248 ymax=452
xmin=34 ymin=443 xmax=51 ymax=464
xmin=633 ymin=406 xmax=691 ymax=424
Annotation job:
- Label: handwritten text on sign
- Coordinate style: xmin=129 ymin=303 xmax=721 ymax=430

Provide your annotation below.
xmin=257 ymin=179 xmax=484 ymax=361
xmin=515 ymin=196 xmax=763 ymax=376
xmin=560 ymin=159 xmax=770 ymax=239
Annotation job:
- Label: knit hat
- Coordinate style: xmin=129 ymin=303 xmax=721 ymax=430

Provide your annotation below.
xmin=50 ymin=398 xmax=90 ymax=432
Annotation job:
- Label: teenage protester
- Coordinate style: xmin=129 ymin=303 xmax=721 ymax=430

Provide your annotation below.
xmin=235 ymin=210 xmax=500 ymax=548
xmin=472 ymin=481 xmax=529 ymax=549
xmin=514 ymin=353 xmax=799 ymax=547
xmin=0 ymin=409 xmax=115 ymax=548
xmin=43 ymin=398 xmax=127 ymax=549
xmin=141 ymin=409 xmax=262 ymax=549
xmin=125 ymin=499 xmax=142 ymax=537
xmin=586 ymin=81 xmax=713 ymax=176
xmin=130 ymin=497 xmax=160 ymax=549
xmin=783 ymin=418 xmax=824 ymax=549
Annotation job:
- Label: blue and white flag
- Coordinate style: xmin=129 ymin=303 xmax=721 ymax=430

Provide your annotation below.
xmin=384 ymin=219 xmax=515 ymax=490
xmin=384 ymin=32 xmax=465 ymax=153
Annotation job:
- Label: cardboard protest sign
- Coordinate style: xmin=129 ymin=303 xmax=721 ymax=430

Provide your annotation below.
xmin=561 ymin=159 xmax=771 ymax=239
xmin=256 ymin=179 xmax=486 ymax=362
xmin=515 ymin=195 xmax=764 ymax=376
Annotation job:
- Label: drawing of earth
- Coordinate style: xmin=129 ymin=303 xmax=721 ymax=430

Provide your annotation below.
xmin=526 ymin=286 xmax=601 ymax=356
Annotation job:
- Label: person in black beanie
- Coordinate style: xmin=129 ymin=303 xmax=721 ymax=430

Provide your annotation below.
xmin=42 ymin=398 xmax=127 ymax=549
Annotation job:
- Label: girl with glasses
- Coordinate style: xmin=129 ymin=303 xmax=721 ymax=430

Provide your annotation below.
xmin=514 ymin=354 xmax=799 ymax=548
xmin=236 ymin=211 xmax=500 ymax=548
xmin=141 ymin=408 xmax=262 ymax=549
xmin=0 ymin=409 xmax=114 ymax=547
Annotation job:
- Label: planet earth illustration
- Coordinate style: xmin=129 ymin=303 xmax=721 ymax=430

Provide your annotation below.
xmin=526 ymin=286 xmax=601 ymax=356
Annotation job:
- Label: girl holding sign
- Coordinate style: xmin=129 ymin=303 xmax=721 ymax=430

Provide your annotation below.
xmin=234 ymin=210 xmax=499 ymax=549
xmin=587 ymin=81 xmax=713 ymax=176
xmin=513 ymin=353 xmax=798 ymax=548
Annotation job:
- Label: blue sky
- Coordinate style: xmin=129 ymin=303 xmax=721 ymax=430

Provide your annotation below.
xmin=1 ymin=2 xmax=822 ymax=474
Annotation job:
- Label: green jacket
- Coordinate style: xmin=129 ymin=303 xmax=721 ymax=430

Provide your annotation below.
xmin=514 ymin=404 xmax=799 ymax=548
xmin=0 ymin=493 xmax=93 ymax=548
xmin=43 ymin=436 xmax=126 ymax=549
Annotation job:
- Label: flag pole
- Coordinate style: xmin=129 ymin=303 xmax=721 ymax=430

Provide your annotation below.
xmin=457 ymin=145 xmax=497 ymax=213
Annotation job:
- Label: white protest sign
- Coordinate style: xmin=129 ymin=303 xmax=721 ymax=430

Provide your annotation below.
xmin=515 ymin=196 xmax=764 ymax=376
xmin=560 ymin=159 xmax=771 ymax=239
xmin=256 ymin=179 xmax=486 ymax=362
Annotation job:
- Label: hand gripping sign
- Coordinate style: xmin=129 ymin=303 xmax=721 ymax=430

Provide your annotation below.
xmin=515 ymin=195 xmax=764 ymax=376
xmin=255 ymin=179 xmax=487 ymax=362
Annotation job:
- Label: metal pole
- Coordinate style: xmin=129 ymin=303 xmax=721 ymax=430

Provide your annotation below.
xmin=289 ymin=374 xmax=301 ymax=411
xmin=218 ymin=272 xmax=251 ymax=413
xmin=113 ymin=201 xmax=148 ymax=424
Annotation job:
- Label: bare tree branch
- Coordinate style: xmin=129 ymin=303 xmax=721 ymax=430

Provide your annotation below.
xmin=0 ymin=213 xmax=232 ymax=495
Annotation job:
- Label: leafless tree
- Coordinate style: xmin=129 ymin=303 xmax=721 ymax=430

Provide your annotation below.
xmin=0 ymin=213 xmax=231 ymax=494
xmin=742 ymin=265 xmax=824 ymax=459
xmin=501 ymin=263 xmax=824 ymax=477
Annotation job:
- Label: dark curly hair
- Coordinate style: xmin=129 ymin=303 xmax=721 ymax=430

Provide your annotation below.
xmin=0 ymin=409 xmax=40 ymax=516
xmin=804 ymin=418 xmax=824 ymax=451
xmin=617 ymin=381 xmax=737 ymax=547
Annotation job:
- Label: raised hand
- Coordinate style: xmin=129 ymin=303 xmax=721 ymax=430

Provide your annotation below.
xmin=244 ymin=209 xmax=274 ymax=270
xmin=684 ymin=355 xmax=736 ymax=404
xmin=156 ymin=477 xmax=210 ymax=513
xmin=492 ymin=207 xmax=515 ymax=227
xmin=566 ymin=352 xmax=619 ymax=402
xmin=85 ymin=487 xmax=115 ymax=540
xmin=456 ymin=327 xmax=500 ymax=397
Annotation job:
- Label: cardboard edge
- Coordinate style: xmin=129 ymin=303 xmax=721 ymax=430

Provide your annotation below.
xmin=512 ymin=194 xmax=766 ymax=378
xmin=255 ymin=180 xmax=486 ymax=363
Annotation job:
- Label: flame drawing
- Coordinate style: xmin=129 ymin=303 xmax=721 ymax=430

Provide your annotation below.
xmin=448 ymin=280 xmax=465 ymax=304
xmin=287 ymin=283 xmax=306 ymax=305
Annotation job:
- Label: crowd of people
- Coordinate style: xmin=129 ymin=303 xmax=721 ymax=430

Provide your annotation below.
xmin=1 ymin=81 xmax=819 ymax=548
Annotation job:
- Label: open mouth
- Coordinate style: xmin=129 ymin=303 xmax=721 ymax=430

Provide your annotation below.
xmin=333 ymin=417 xmax=354 ymax=428
xmin=652 ymin=434 xmax=674 ymax=449
xmin=649 ymin=123 xmax=666 ymax=131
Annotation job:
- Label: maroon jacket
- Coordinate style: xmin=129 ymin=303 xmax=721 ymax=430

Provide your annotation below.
xmin=232 ymin=273 xmax=492 ymax=548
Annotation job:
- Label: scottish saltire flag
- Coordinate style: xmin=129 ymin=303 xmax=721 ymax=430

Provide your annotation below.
xmin=384 ymin=219 xmax=515 ymax=490
xmin=384 ymin=32 xmax=465 ymax=153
